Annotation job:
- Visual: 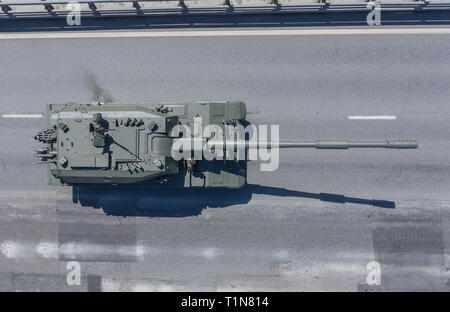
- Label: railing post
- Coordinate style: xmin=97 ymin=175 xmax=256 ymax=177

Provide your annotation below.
xmin=132 ymin=1 xmax=141 ymax=9
xmin=44 ymin=3 xmax=54 ymax=11
xmin=1 ymin=4 xmax=12 ymax=13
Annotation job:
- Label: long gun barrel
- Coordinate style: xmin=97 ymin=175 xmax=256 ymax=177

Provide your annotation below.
xmin=243 ymin=140 xmax=418 ymax=149
xmin=201 ymin=139 xmax=418 ymax=150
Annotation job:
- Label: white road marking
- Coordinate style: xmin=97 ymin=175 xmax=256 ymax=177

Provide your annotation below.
xmin=0 ymin=240 xmax=19 ymax=258
xmin=0 ymin=240 xmax=146 ymax=259
xmin=348 ymin=115 xmax=396 ymax=120
xmin=101 ymin=278 xmax=178 ymax=292
xmin=1 ymin=114 xmax=43 ymax=118
xmin=0 ymin=28 xmax=450 ymax=40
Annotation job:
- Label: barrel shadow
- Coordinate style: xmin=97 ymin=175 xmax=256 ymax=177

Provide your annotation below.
xmin=72 ymin=183 xmax=395 ymax=217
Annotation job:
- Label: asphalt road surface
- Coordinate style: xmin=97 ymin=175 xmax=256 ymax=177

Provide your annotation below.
xmin=0 ymin=29 xmax=449 ymax=291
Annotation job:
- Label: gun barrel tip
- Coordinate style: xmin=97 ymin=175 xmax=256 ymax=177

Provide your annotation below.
xmin=396 ymin=140 xmax=419 ymax=149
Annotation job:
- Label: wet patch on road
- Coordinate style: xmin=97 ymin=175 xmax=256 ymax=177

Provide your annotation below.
xmin=368 ymin=206 xmax=447 ymax=291
xmin=57 ymin=194 xmax=138 ymax=262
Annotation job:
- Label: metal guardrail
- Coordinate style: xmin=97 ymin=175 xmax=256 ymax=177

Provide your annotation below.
xmin=1 ymin=0 xmax=450 ymax=19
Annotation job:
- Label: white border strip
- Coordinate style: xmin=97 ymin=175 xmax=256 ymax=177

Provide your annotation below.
xmin=348 ymin=115 xmax=396 ymax=120
xmin=2 ymin=114 xmax=43 ymax=118
xmin=1 ymin=28 xmax=450 ymax=40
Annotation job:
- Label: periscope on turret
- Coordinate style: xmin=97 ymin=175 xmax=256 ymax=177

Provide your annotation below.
xmin=34 ymin=101 xmax=418 ymax=189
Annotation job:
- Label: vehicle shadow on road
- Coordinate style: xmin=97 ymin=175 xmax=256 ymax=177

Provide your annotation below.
xmin=72 ymin=183 xmax=395 ymax=217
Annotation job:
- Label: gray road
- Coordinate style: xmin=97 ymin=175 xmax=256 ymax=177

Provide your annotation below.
xmin=0 ymin=30 xmax=449 ymax=291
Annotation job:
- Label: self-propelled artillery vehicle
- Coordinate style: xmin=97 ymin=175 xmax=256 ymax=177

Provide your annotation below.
xmin=34 ymin=101 xmax=418 ymax=189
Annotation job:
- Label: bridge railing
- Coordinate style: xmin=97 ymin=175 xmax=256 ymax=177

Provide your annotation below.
xmin=1 ymin=0 xmax=450 ymax=18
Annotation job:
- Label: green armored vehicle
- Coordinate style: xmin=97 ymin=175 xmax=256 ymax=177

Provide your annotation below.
xmin=34 ymin=101 xmax=418 ymax=189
